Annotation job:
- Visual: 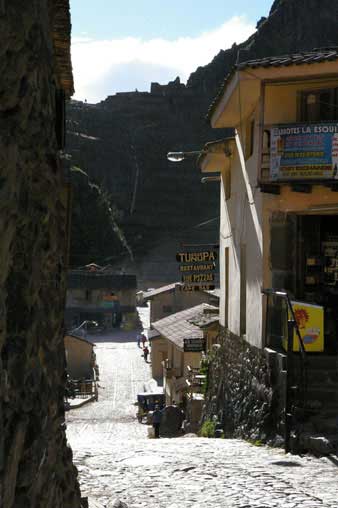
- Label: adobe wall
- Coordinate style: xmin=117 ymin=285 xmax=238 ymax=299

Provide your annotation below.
xmin=0 ymin=2 xmax=82 ymax=507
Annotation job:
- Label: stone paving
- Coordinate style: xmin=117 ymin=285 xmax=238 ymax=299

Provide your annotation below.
xmin=66 ymin=316 xmax=338 ymax=508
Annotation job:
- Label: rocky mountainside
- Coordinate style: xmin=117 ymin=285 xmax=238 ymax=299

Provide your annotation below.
xmin=188 ymin=0 xmax=338 ymax=95
xmin=68 ymin=166 xmax=132 ymax=267
xmin=67 ymin=83 xmax=222 ymax=281
xmin=66 ymin=0 xmax=338 ymax=286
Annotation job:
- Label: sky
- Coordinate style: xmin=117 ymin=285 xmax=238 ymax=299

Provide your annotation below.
xmin=70 ymin=0 xmax=274 ymax=103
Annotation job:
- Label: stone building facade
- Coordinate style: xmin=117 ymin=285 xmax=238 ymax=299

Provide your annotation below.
xmin=0 ymin=2 xmax=82 ymax=507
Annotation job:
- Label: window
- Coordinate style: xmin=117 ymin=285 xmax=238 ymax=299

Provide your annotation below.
xmin=224 ymin=170 xmax=231 ymax=201
xmin=299 ymin=88 xmax=338 ymax=122
xmin=240 ymin=244 xmax=246 ymax=336
xmin=245 ymin=118 xmax=255 ymax=159
xmin=263 ymin=129 xmax=271 ymax=153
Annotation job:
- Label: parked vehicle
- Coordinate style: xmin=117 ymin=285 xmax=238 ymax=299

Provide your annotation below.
xmin=136 ymin=391 xmax=165 ymax=423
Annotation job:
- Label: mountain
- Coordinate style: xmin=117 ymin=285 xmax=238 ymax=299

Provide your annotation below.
xmin=66 ymin=82 xmax=222 ymax=284
xmin=188 ymin=0 xmax=338 ymax=95
xmin=68 ymin=166 xmax=133 ymax=267
xmin=66 ymin=0 xmax=338 ymax=287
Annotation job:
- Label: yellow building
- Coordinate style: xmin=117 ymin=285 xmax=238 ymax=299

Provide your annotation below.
xmin=202 ymin=48 xmax=338 ymax=353
xmin=152 ymin=303 xmax=219 ymax=405
xmin=198 ymin=48 xmax=338 ymax=449
xmin=64 ymin=334 xmax=96 ymax=380
xmin=64 ymin=334 xmax=98 ymax=400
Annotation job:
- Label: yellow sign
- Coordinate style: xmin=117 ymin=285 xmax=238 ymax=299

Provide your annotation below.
xmin=176 ymin=250 xmax=217 ymax=263
xmin=283 ymin=301 xmax=324 ymax=352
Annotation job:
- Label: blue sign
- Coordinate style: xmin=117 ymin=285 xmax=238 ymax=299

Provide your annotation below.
xmin=270 ymin=123 xmax=338 ymax=180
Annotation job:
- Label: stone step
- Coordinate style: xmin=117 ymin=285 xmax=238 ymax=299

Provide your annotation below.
xmin=280 ymin=411 xmax=338 ymax=439
xmin=306 ymin=387 xmax=338 ymax=403
xmin=296 ymin=355 xmax=338 ymax=370
xmin=88 ymin=499 xmax=105 ymax=508
xmin=310 ymin=416 xmax=338 ymax=434
xmin=307 ymin=377 xmax=338 ymax=388
xmin=304 ymin=398 xmax=338 ymax=412
xmin=297 ymin=433 xmax=338 ymax=455
xmin=306 ymin=370 xmax=338 ymax=384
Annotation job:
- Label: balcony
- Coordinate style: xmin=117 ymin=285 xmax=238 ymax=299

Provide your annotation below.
xmin=259 ymin=123 xmax=338 ymax=190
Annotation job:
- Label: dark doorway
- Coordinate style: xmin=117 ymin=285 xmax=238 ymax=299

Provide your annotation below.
xmin=296 ymin=214 xmax=338 ymax=353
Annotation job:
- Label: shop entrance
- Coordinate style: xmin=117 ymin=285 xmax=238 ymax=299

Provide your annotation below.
xmin=296 ymin=214 xmax=338 ymax=354
xmin=267 ymin=212 xmax=338 ymax=354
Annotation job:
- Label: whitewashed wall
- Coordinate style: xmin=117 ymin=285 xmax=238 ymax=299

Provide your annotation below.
xmin=219 ymin=110 xmax=264 ymax=348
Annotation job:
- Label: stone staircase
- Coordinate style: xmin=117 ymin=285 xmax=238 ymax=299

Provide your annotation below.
xmin=294 ymin=355 xmax=338 ymax=454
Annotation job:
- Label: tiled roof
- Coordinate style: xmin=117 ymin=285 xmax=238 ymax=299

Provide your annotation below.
xmin=143 ymin=282 xmax=182 ymax=300
xmin=237 ymin=48 xmax=338 ymax=70
xmin=207 ymin=47 xmax=338 ymax=121
xmin=152 ymin=303 xmax=219 ymax=349
xmin=147 ymin=329 xmax=161 ymax=340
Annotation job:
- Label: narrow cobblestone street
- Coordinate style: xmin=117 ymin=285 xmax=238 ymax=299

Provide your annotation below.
xmin=66 ymin=318 xmax=338 ymax=508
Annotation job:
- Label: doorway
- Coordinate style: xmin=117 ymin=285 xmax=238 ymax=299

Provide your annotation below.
xmin=267 ymin=212 xmax=338 ymax=353
xmin=296 ymin=214 xmax=338 ymax=353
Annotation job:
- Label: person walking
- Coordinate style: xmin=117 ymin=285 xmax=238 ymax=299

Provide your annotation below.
xmin=143 ymin=345 xmax=149 ymax=362
xmin=136 ymin=333 xmax=141 ymax=347
xmin=152 ymin=405 xmax=162 ymax=438
xmin=141 ymin=333 xmax=146 ymax=347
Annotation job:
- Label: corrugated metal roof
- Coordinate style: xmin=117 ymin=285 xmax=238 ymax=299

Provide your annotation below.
xmin=143 ymin=282 xmax=182 ymax=300
xmin=67 ymin=271 xmax=137 ymax=290
xmin=207 ymin=47 xmax=338 ymax=121
xmin=153 ymin=303 xmax=219 ymax=349
xmin=189 ymin=312 xmax=219 ymax=328
xmin=64 ymin=334 xmax=95 ymax=347
xmin=204 ymin=288 xmax=221 ymax=299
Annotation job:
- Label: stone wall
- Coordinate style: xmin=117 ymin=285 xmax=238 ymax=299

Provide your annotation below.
xmin=0 ymin=2 xmax=82 ymax=507
xmin=203 ymin=328 xmax=282 ymax=442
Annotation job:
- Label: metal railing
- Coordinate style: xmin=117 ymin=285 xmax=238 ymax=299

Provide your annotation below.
xmin=65 ymin=377 xmax=98 ymax=403
xmin=68 ymin=320 xmax=98 ymax=338
xmin=263 ymin=289 xmax=308 ymax=453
